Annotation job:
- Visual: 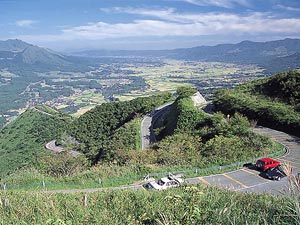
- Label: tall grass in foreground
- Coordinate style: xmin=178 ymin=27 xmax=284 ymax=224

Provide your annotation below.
xmin=0 ymin=184 xmax=298 ymax=224
xmin=282 ymin=163 xmax=300 ymax=224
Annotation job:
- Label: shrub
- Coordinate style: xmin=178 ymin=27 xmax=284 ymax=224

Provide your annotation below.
xmin=176 ymin=86 xmax=197 ymax=98
xmin=38 ymin=152 xmax=89 ymax=177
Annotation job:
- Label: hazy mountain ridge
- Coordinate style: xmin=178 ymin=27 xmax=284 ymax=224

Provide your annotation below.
xmin=73 ymin=38 xmax=300 ymax=72
xmin=1 ymin=38 xmax=299 ymax=73
xmin=0 ymin=39 xmax=94 ymax=72
xmin=0 ymin=39 xmax=30 ymax=52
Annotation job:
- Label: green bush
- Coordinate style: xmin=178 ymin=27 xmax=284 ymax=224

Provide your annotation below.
xmin=174 ymin=97 xmax=208 ymax=133
xmin=38 ymin=152 xmax=89 ymax=177
xmin=155 ymin=133 xmax=203 ymax=166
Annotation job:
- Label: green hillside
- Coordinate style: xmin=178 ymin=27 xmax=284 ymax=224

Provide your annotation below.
xmin=69 ymin=92 xmax=173 ymax=163
xmin=0 ymin=106 xmax=70 ymax=176
xmin=0 ymin=93 xmax=173 ymax=176
xmin=0 ymin=88 xmax=281 ymax=183
xmin=214 ymin=70 xmax=300 ymax=136
xmin=0 ymin=83 xmax=297 ymax=225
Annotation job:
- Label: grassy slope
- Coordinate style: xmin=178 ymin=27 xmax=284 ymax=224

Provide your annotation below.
xmin=0 ymin=185 xmax=297 ymax=224
xmin=0 ymin=91 xmax=281 ymax=187
xmin=0 ymin=106 xmax=70 ymax=176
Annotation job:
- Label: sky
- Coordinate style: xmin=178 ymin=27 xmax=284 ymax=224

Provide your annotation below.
xmin=0 ymin=0 xmax=300 ymax=51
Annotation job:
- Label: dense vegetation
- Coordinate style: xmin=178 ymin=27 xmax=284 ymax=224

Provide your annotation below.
xmin=122 ymin=87 xmax=276 ymax=168
xmin=0 ymin=184 xmax=298 ymax=224
xmin=0 ymin=71 xmax=39 ymax=117
xmin=0 ymin=86 xmax=278 ymax=180
xmin=0 ymin=106 xmax=71 ymax=176
xmin=69 ymin=92 xmax=173 ymax=163
xmin=214 ymin=70 xmax=300 ymax=136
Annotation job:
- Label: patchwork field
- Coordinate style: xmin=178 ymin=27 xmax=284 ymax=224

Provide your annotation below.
xmin=115 ymin=60 xmax=264 ymax=99
xmin=0 ymin=58 xmax=265 ymax=123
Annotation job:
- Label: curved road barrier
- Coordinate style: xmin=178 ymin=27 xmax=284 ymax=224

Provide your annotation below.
xmin=45 ymin=140 xmax=82 ymax=156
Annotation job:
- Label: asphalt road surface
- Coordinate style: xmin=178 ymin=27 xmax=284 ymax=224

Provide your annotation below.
xmin=187 ymin=126 xmax=300 ymax=195
xmin=141 ymin=103 xmax=172 ymax=150
xmin=45 ymin=140 xmax=82 ymax=156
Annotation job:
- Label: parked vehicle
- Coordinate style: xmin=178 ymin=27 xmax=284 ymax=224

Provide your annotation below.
xmin=143 ymin=175 xmax=184 ymax=190
xmin=266 ymin=165 xmax=286 ymax=181
xmin=255 ymin=158 xmax=280 ymax=171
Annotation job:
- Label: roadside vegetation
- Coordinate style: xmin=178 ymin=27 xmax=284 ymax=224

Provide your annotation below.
xmin=214 ymin=70 xmax=300 ymax=136
xmin=149 ymin=86 xmax=275 ymax=167
xmin=0 ymin=93 xmax=172 ymax=177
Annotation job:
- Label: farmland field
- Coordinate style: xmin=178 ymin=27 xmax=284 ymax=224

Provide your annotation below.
xmin=0 ymin=58 xmax=265 ymax=125
xmin=116 ymin=60 xmax=264 ymax=98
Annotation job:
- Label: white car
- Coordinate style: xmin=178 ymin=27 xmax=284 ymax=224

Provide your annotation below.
xmin=143 ymin=175 xmax=184 ymax=190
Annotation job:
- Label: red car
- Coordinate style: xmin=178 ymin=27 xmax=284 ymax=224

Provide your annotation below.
xmin=255 ymin=158 xmax=281 ymax=171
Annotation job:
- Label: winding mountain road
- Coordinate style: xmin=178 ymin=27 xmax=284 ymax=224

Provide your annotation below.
xmin=45 ymin=140 xmax=82 ymax=156
xmin=43 ymin=126 xmax=299 ymax=195
xmin=44 ymin=103 xmax=300 ymax=195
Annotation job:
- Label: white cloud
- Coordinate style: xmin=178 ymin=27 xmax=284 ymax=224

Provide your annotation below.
xmin=100 ymin=7 xmax=176 ymax=19
xmin=16 ymin=9 xmax=300 ymax=46
xmin=61 ymin=14 xmax=299 ymax=38
xmin=15 ymin=19 xmax=37 ymax=27
xmin=179 ymin=0 xmax=250 ymax=8
xmin=276 ymin=4 xmax=300 ymax=12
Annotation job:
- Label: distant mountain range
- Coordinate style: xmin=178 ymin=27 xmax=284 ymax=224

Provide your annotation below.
xmin=73 ymin=38 xmax=300 ymax=73
xmin=73 ymin=38 xmax=300 ymax=62
xmin=0 ymin=38 xmax=299 ymax=73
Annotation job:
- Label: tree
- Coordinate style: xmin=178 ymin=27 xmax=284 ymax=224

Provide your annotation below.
xmin=176 ymin=86 xmax=197 ymax=98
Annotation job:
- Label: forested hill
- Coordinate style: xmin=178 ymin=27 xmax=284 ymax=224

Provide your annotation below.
xmin=214 ymin=70 xmax=300 ymax=136
xmin=0 ymin=39 xmax=95 ymax=72
xmin=0 ymin=105 xmax=71 ymax=176
xmin=69 ymin=92 xmax=173 ymax=163
xmin=254 ymin=70 xmax=300 ymax=105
